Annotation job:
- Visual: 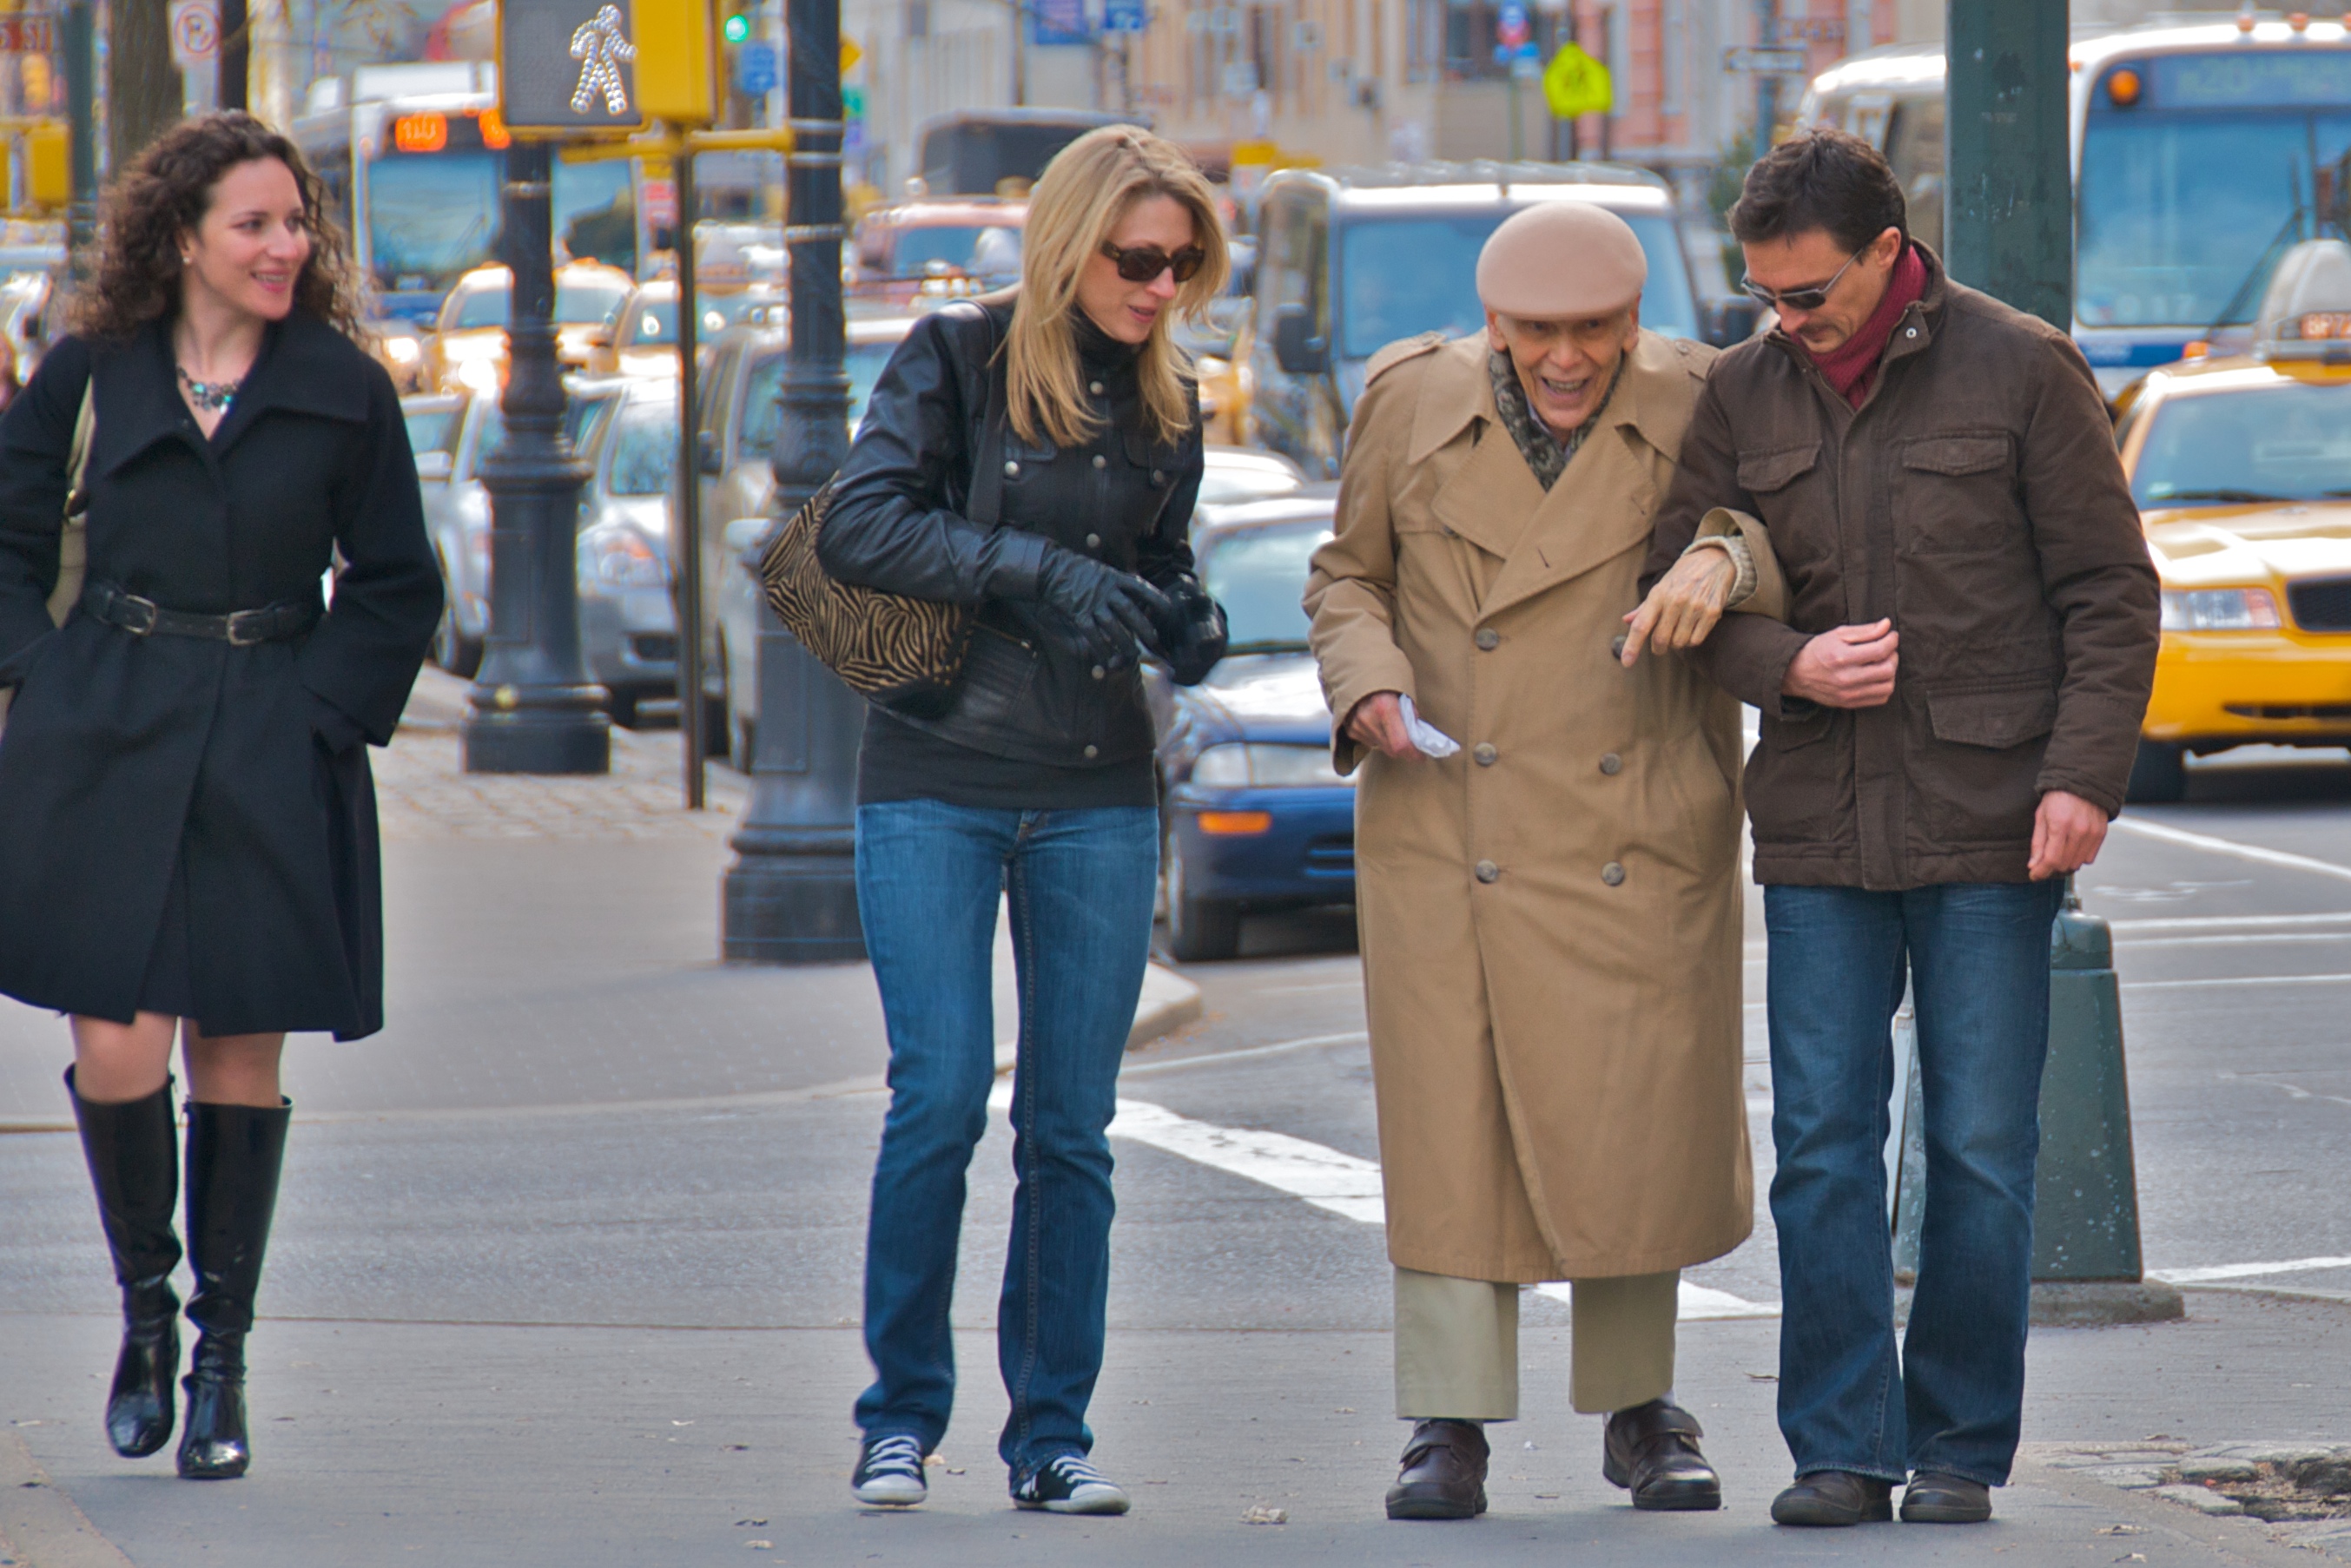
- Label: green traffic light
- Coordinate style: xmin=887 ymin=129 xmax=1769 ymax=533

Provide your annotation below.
xmin=722 ymin=12 xmax=750 ymax=43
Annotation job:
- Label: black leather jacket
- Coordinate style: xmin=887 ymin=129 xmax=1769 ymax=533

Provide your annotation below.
xmin=820 ymin=298 xmax=1205 ymax=768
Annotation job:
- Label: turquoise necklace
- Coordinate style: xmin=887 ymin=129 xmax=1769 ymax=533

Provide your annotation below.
xmin=177 ymin=364 xmax=241 ymax=412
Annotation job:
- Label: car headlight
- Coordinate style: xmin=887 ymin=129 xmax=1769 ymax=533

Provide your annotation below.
xmin=2161 ymin=588 xmax=2282 ymax=631
xmin=382 ymin=335 xmax=421 ymax=364
xmin=454 ymin=356 xmax=501 ymax=393
xmin=578 ymin=527 xmax=670 ymax=591
xmin=1192 ymin=741 xmax=1350 ymax=787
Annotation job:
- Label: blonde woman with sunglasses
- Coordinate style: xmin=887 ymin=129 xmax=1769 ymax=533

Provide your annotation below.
xmin=817 ymin=125 xmax=1230 ymax=1515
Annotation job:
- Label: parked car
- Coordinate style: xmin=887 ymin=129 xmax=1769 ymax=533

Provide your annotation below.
xmin=700 ymin=313 xmax=920 ymax=766
xmin=575 ymin=377 xmax=685 ymax=725
xmin=406 ymin=381 xmax=624 ymax=677
xmin=1246 ymin=161 xmax=1756 ymax=475
xmin=1152 ymin=496 xmax=1352 ymax=961
xmin=1195 ymin=445 xmax=1308 ymax=511
xmin=2113 ymin=238 xmax=2351 ymax=800
xmin=420 ymin=259 xmax=635 ymax=394
xmin=849 ymin=199 xmax=1026 ymax=308
xmin=582 ymin=280 xmax=786 ymax=379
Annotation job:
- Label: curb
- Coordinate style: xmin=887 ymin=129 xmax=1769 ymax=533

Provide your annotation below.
xmin=991 ymin=963 xmax=1204 ymax=1075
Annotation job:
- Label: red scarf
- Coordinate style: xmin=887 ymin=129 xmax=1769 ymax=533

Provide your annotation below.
xmin=1802 ymin=242 xmax=1928 ymax=408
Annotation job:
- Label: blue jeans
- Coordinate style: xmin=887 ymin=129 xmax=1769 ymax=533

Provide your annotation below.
xmin=851 ymin=799 xmax=1159 ymax=1475
xmin=1763 ymin=879 xmax=2064 ymax=1487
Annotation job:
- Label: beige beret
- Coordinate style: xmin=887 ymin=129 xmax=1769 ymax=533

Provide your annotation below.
xmin=1476 ymin=201 xmax=1648 ymax=320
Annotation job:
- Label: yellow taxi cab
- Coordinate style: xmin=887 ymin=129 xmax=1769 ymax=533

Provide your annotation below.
xmin=2117 ymin=240 xmax=2351 ymax=801
xmin=419 ymin=260 xmax=634 ymax=395
xmin=581 ymin=280 xmax=787 ymax=379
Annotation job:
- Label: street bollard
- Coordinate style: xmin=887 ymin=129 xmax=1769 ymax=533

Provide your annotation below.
xmin=1887 ymin=878 xmax=2183 ymax=1326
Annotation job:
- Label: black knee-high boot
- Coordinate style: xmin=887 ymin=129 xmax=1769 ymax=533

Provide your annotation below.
xmin=64 ymin=1068 xmax=184 ymax=1459
xmin=176 ymin=1097 xmax=289 ymax=1480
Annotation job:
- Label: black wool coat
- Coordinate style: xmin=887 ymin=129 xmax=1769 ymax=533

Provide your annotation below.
xmin=0 ymin=313 xmax=441 ymax=1039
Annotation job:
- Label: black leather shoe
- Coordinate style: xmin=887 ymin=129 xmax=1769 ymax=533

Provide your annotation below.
xmin=1385 ymin=1420 xmax=1489 ymax=1520
xmin=1901 ymin=1472 xmax=1992 ymax=1523
xmin=66 ymin=1070 xmax=183 ymax=1459
xmin=1771 ymin=1470 xmax=1894 ymax=1526
xmin=1601 ymin=1399 xmax=1722 ymax=1511
xmin=175 ymin=1099 xmax=289 ymax=1480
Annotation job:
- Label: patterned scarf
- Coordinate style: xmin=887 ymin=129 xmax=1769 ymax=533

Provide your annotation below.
xmin=1487 ymin=349 xmax=1624 ymax=491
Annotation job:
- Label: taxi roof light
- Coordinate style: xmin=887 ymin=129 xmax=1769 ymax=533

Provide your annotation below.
xmin=2106 ymin=67 xmax=2143 ymax=106
xmin=2254 ymin=240 xmax=2351 ymax=362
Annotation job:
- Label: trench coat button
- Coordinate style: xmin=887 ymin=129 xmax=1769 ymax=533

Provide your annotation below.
xmin=1609 ymin=633 xmax=1628 ymax=658
xmin=1004 ymin=459 xmax=1020 ymax=477
xmin=1092 ymin=453 xmax=1108 ymax=470
xmin=1086 ymin=532 xmax=1102 ymax=549
xmin=1084 ymin=744 xmax=1100 ymax=759
xmin=1090 ymin=380 xmax=1105 ymax=395
xmin=1441 ymin=524 xmax=1457 ymax=537
xmin=1475 ymin=860 xmax=1499 ymax=883
xmin=1599 ymin=752 xmax=1622 ymax=775
xmin=1473 ymin=742 xmax=1497 ymax=767
xmin=1475 ymin=628 xmax=1499 ymax=651
xmin=1601 ymin=861 xmax=1627 ymax=886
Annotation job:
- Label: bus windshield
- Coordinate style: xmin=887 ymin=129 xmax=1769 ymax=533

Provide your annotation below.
xmin=1334 ymin=209 xmax=1698 ymax=359
xmin=2079 ymin=110 xmax=2351 ymax=327
xmin=369 ymin=151 xmax=500 ymax=294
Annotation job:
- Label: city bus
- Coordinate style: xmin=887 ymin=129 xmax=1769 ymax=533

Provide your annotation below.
xmin=1800 ymin=16 xmax=2351 ymax=399
xmin=291 ymin=63 xmax=637 ymax=330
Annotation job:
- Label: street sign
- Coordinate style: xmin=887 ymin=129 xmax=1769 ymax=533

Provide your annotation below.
xmin=499 ymin=0 xmax=641 ymax=134
xmin=1509 ymin=43 xmax=1541 ymax=80
xmin=1029 ymin=0 xmax=1091 ymax=44
xmin=1103 ymin=0 xmax=1146 ymax=33
xmin=1722 ymin=45 xmax=1809 ymax=73
xmin=840 ymin=34 xmax=862 ymax=73
xmin=1542 ymin=40 xmax=1609 ymax=118
xmin=167 ymin=0 xmax=216 ymax=67
xmin=1496 ymin=2 xmax=1529 ymax=49
xmin=736 ymin=39 xmax=776 ymax=96
xmin=0 ymin=14 xmax=57 ymax=53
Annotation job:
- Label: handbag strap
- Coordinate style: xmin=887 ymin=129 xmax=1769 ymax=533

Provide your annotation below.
xmin=64 ymin=372 xmax=94 ymax=521
xmin=961 ymin=308 xmax=1009 ymax=530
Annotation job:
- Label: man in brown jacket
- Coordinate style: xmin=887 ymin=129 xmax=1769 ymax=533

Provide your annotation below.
xmin=1310 ymin=201 xmax=1773 ymax=1525
xmin=1633 ymin=130 xmax=2159 ymax=1529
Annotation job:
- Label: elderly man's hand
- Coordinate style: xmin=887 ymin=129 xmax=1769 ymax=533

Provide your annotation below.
xmin=1344 ymin=691 xmax=1418 ymax=761
xmin=1783 ymin=621 xmax=1899 ymax=708
xmin=2029 ymin=790 xmax=2108 ymax=881
xmin=1621 ymin=547 xmax=1737 ymax=666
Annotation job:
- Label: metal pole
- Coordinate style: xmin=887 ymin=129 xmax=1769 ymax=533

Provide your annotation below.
xmin=63 ymin=0 xmax=95 ymax=265
xmin=219 ymin=0 xmax=248 ymax=110
xmin=463 ymin=140 xmax=614 ymax=775
xmin=676 ymin=150 xmax=707 ymax=808
xmin=720 ymin=0 xmax=864 ymax=961
xmin=1943 ymin=0 xmax=2070 ymax=330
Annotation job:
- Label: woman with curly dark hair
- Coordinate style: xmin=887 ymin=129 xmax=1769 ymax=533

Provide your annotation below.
xmin=0 ymin=112 xmax=439 ymax=1479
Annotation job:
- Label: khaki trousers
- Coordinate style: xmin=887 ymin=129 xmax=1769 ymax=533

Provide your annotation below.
xmin=1393 ymin=1266 xmax=1679 ymax=1420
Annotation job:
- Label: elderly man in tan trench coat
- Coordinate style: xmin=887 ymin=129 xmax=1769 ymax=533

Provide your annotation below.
xmin=1305 ymin=202 xmax=1772 ymax=1522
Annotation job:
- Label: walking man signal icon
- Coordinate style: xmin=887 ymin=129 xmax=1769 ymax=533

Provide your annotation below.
xmin=569 ymin=4 xmax=635 ymax=115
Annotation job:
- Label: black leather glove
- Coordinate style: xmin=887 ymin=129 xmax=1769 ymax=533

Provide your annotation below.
xmin=1147 ymin=573 xmax=1229 ymax=686
xmin=1033 ymin=547 xmax=1172 ymax=670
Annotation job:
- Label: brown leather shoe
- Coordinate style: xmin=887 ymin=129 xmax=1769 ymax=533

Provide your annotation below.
xmin=1771 ymin=1470 xmax=1895 ymax=1526
xmin=1601 ymin=1399 xmax=1722 ymax=1511
xmin=1385 ymin=1420 xmax=1489 ymax=1520
xmin=1900 ymin=1472 xmax=1992 ymax=1523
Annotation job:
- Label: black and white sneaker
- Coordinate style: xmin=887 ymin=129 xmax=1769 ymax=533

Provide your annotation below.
xmin=1012 ymin=1453 xmax=1130 ymax=1515
xmin=852 ymin=1433 xmax=928 ymax=1506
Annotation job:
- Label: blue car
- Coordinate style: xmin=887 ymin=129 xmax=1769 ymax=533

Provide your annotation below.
xmin=1153 ymin=496 xmax=1352 ymax=961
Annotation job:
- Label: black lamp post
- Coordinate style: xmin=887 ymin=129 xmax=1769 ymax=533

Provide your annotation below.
xmin=463 ymin=140 xmax=614 ymax=774
xmin=720 ymin=0 xmax=865 ymax=961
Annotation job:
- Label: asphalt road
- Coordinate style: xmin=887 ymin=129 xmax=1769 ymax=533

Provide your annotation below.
xmin=2 ymin=737 xmax=2349 ymax=1565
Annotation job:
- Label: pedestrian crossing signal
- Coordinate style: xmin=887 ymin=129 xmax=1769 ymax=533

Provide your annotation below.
xmin=497 ymin=0 xmax=717 ymax=133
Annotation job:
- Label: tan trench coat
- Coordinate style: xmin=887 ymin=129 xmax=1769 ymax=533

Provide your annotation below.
xmin=1306 ymin=329 xmax=1757 ymax=1282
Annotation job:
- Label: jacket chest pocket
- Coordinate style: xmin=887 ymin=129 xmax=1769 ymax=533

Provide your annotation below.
xmin=1896 ymin=432 xmax=2021 ymax=556
xmin=1736 ymin=441 xmax=1830 ymax=571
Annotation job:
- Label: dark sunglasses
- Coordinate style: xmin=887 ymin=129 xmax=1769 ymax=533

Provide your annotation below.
xmin=1100 ymin=240 xmax=1207 ymax=285
xmin=1740 ymin=246 xmax=1867 ymax=313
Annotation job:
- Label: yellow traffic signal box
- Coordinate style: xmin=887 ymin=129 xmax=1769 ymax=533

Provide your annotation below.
xmin=26 ymin=122 xmax=69 ymax=208
xmin=631 ymin=0 xmax=717 ymax=126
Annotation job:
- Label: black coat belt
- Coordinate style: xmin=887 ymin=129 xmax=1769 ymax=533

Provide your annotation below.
xmin=83 ymin=581 xmax=322 ymax=646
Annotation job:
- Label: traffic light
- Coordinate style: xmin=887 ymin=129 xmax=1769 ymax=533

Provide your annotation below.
xmin=633 ymin=0 xmax=719 ymax=125
xmin=721 ymin=11 xmax=749 ymax=43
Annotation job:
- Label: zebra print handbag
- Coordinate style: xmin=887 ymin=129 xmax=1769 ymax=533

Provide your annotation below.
xmin=756 ymin=326 xmax=1006 ymax=720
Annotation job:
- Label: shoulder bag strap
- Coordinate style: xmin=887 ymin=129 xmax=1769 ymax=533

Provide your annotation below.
xmin=961 ymin=310 xmax=1010 ymax=529
xmin=64 ymin=372 xmax=94 ymax=520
